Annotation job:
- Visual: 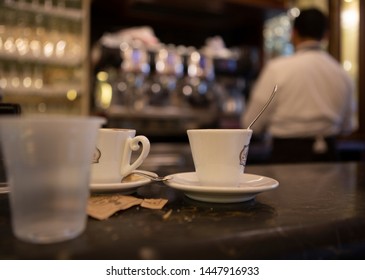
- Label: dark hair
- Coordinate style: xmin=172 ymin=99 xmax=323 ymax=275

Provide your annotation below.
xmin=293 ymin=8 xmax=328 ymax=40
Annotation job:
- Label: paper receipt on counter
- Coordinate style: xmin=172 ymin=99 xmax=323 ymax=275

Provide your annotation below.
xmin=87 ymin=194 xmax=168 ymax=220
xmin=141 ymin=198 xmax=168 ymax=209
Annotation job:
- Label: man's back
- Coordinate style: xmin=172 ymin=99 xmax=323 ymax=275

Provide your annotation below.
xmin=241 ymin=8 xmax=357 ymax=163
xmin=252 ymin=46 xmax=356 ymax=138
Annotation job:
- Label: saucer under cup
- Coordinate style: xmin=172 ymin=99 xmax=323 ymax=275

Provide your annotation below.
xmin=164 ymin=172 xmax=279 ymax=203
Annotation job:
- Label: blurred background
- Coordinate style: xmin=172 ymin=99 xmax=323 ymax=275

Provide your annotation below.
xmin=0 ymin=0 xmax=364 ymax=167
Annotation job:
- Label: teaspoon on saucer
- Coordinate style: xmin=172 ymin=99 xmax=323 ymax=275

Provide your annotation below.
xmin=0 ymin=182 xmax=9 ymax=194
xmin=130 ymin=170 xmax=172 ymax=182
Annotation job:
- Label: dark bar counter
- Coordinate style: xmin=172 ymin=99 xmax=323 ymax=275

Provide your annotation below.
xmin=1 ymin=161 xmax=365 ymax=259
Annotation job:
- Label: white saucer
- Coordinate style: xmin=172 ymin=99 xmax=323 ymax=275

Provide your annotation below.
xmin=164 ymin=172 xmax=279 ymax=203
xmin=0 ymin=172 xmax=152 ymax=195
xmin=90 ymin=172 xmax=152 ymax=193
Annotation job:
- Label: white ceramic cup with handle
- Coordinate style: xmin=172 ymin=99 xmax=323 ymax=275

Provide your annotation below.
xmin=187 ymin=129 xmax=253 ymax=187
xmin=91 ymin=128 xmax=150 ymax=184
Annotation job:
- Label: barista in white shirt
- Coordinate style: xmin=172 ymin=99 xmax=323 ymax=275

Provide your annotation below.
xmin=242 ymin=8 xmax=357 ymax=163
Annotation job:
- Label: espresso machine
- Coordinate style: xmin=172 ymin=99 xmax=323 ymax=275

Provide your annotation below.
xmin=93 ymin=28 xmax=259 ymax=143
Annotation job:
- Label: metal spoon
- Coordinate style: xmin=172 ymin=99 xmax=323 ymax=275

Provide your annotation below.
xmin=0 ymin=182 xmax=9 ymax=194
xmin=247 ymin=84 xmax=278 ymax=130
xmin=130 ymin=170 xmax=172 ymax=182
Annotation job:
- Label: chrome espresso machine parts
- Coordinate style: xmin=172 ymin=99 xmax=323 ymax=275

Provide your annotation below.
xmin=92 ymin=36 xmax=256 ymax=139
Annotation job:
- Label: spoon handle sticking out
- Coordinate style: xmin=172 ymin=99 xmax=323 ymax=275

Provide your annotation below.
xmin=247 ymin=84 xmax=278 ymax=130
xmin=130 ymin=170 xmax=171 ymax=182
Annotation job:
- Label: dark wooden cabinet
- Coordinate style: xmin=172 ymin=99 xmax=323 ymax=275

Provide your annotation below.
xmin=359 ymin=1 xmax=365 ymax=136
xmin=329 ymin=0 xmax=365 ymax=138
xmin=90 ymin=0 xmax=288 ymax=47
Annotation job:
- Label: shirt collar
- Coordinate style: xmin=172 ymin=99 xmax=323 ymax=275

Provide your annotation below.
xmin=295 ymin=41 xmax=323 ymax=52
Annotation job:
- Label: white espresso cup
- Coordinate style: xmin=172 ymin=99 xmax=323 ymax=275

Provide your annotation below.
xmin=91 ymin=129 xmax=150 ymax=184
xmin=187 ymin=129 xmax=253 ymax=187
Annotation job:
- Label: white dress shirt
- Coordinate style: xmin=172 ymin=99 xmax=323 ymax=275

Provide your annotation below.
xmin=242 ymin=42 xmax=357 ymax=138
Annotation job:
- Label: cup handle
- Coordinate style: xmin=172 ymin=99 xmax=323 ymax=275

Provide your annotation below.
xmin=120 ymin=136 xmax=150 ymax=177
